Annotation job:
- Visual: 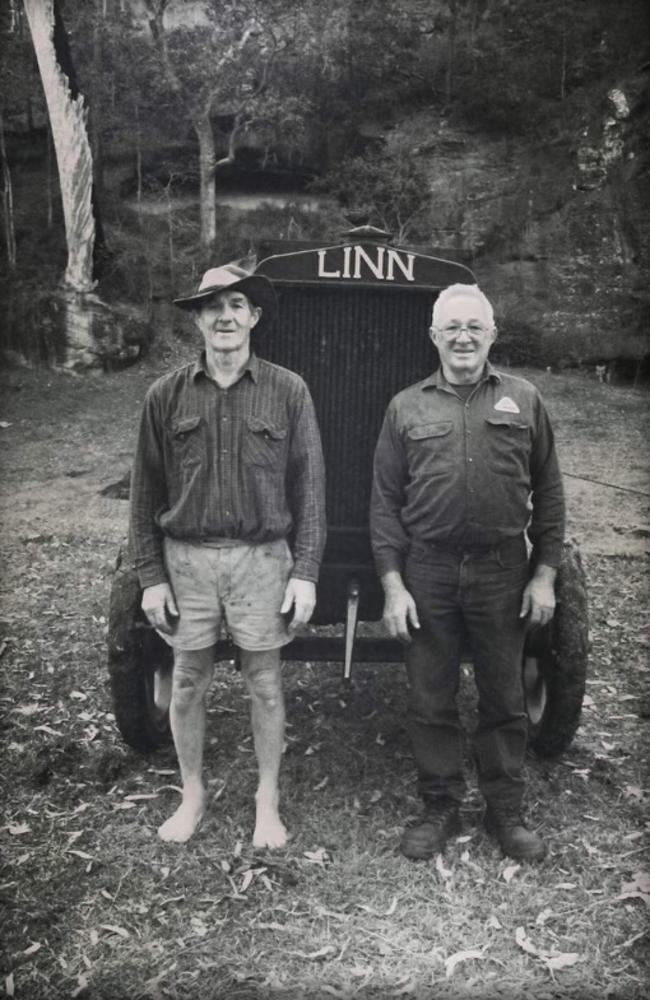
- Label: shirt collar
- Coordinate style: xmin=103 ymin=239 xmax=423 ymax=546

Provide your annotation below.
xmin=422 ymin=361 xmax=502 ymax=391
xmin=192 ymin=351 xmax=259 ymax=384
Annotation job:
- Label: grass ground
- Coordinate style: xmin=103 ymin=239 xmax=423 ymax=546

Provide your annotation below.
xmin=0 ymin=345 xmax=648 ymax=999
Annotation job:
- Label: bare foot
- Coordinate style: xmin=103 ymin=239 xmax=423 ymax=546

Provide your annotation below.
xmin=158 ymin=794 xmax=205 ymax=843
xmin=153 ymin=666 xmax=173 ymax=712
xmin=253 ymin=794 xmax=287 ymax=849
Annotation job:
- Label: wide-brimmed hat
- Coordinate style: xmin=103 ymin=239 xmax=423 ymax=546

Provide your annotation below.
xmin=173 ymin=261 xmax=277 ymax=333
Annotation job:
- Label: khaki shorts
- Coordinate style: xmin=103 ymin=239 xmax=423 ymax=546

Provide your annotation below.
xmin=159 ymin=537 xmax=294 ymax=652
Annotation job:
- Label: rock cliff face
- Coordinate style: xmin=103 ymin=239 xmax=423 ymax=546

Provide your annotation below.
xmin=404 ymin=68 xmax=649 ymax=379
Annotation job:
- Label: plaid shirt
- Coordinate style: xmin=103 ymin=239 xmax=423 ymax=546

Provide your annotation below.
xmin=371 ymin=363 xmax=565 ymax=575
xmin=130 ymin=353 xmax=326 ymax=588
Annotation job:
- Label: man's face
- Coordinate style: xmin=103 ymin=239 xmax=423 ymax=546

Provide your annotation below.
xmin=430 ymin=293 xmax=496 ymax=381
xmin=194 ymin=289 xmax=261 ymax=354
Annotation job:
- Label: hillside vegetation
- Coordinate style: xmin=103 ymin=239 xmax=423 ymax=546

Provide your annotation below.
xmin=0 ymin=0 xmax=649 ymax=374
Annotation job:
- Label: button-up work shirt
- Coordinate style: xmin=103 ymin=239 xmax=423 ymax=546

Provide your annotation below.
xmin=130 ymin=353 xmax=326 ymax=589
xmin=370 ymin=363 xmax=565 ymax=575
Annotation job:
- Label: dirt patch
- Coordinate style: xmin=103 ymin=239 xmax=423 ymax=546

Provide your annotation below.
xmin=0 ymin=354 xmax=648 ymax=999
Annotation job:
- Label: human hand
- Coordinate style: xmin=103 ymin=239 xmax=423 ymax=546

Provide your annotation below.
xmin=141 ymin=582 xmax=179 ymax=635
xmin=519 ymin=565 xmax=557 ymax=627
xmin=281 ymin=577 xmax=316 ymax=631
xmin=381 ymin=573 xmax=420 ymax=643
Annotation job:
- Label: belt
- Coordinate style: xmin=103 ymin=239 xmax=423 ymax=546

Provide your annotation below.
xmin=414 ymin=534 xmax=526 ymax=559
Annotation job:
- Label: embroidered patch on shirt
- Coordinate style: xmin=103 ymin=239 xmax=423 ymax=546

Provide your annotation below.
xmin=494 ymin=396 xmax=521 ymax=414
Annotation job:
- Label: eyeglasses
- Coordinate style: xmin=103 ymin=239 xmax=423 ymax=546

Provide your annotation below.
xmin=434 ymin=322 xmax=491 ymax=338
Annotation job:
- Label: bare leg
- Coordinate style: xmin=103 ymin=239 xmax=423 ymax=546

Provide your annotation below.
xmin=240 ymin=647 xmax=287 ymax=848
xmin=158 ymin=646 xmax=214 ymax=843
xmin=154 ymin=663 xmax=173 ymax=712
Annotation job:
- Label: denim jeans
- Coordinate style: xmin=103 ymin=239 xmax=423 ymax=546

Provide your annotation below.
xmin=404 ymin=535 xmax=529 ymax=810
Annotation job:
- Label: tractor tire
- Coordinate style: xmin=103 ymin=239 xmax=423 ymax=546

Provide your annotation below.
xmin=523 ymin=539 xmax=589 ymax=757
xmin=107 ymin=540 xmax=172 ymax=752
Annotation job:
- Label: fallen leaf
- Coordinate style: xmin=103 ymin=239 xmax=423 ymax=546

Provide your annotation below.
xmin=445 ymin=948 xmax=485 ymax=977
xmin=7 ymin=823 xmax=30 ymax=836
xmin=89 ymin=930 xmax=99 ymax=946
xmin=536 ymin=908 xmax=554 ymax=925
xmin=190 ymin=916 xmax=208 ymax=937
xmin=66 ymin=850 xmax=94 ymax=861
xmin=313 ymin=776 xmax=329 ymax=791
xmin=298 ymin=945 xmax=336 ymax=961
xmin=124 ymin=793 xmax=159 ymax=801
xmin=502 ymin=864 xmax=521 ymax=883
xmin=369 ymin=790 xmax=382 ymax=803
xmin=625 ymin=872 xmax=650 ymax=893
xmin=0 ymin=421 xmax=12 ymax=428
xmin=545 ymin=952 xmax=580 ymax=971
xmin=99 ymin=924 xmax=130 ymax=938
xmin=304 ymin=847 xmax=329 ymax=865
xmin=623 ymin=786 xmax=644 ymax=800
xmin=33 ymin=725 xmax=64 ymax=737
xmin=240 ymin=870 xmax=254 ymax=893
xmin=486 ymin=914 xmax=502 ymax=930
xmin=435 ymin=853 xmax=453 ymax=879
xmin=554 ymin=882 xmax=578 ymax=890
xmin=13 ymin=704 xmax=44 ymax=717
xmin=390 ymin=978 xmax=418 ymax=996
xmin=384 ymin=896 xmax=398 ymax=916
xmin=22 ymin=942 xmax=41 ymax=957
xmin=71 ymin=972 xmax=89 ymax=998
xmin=5 ymin=973 xmax=14 ymax=997
xmin=515 ymin=926 xmax=540 ymax=957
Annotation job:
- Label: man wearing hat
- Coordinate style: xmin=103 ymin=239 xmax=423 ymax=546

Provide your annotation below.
xmin=130 ymin=262 xmax=326 ymax=846
xmin=371 ymin=283 xmax=564 ymax=862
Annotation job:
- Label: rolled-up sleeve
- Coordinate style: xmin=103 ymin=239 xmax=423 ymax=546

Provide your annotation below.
xmin=527 ymin=395 xmax=565 ymax=568
xmin=287 ymin=383 xmax=327 ymax=582
xmin=370 ymin=402 xmax=411 ymax=576
xmin=129 ymin=387 xmax=168 ymax=589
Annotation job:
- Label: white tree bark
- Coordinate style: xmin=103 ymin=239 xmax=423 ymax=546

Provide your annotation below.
xmin=23 ymin=0 xmax=95 ymax=291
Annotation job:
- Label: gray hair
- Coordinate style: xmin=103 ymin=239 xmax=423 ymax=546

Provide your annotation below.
xmin=431 ymin=283 xmax=495 ymax=328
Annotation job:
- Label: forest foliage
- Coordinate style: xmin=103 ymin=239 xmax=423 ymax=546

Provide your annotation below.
xmin=0 ymin=0 xmax=648 ymax=367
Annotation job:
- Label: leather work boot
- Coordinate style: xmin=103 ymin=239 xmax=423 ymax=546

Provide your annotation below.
xmin=484 ymin=806 xmax=547 ymax=862
xmin=400 ymin=798 xmax=462 ymax=860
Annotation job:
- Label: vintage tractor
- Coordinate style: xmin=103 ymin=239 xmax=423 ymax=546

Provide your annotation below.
xmin=107 ymin=227 xmax=589 ymax=757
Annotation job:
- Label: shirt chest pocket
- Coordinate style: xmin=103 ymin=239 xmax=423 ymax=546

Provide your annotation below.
xmin=244 ymin=415 xmax=289 ymax=469
xmin=406 ymin=421 xmax=454 ymax=468
xmin=171 ymin=415 xmax=203 ymax=467
xmin=484 ymin=417 xmax=530 ymax=476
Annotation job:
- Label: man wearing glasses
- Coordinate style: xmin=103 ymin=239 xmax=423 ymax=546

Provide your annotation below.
xmin=370 ymin=284 xmax=564 ymax=862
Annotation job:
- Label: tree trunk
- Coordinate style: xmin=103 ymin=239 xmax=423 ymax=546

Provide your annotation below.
xmin=195 ymin=115 xmax=216 ymax=249
xmin=46 ymin=124 xmax=54 ymax=229
xmin=134 ymin=100 xmax=143 ymax=229
xmin=0 ymin=110 xmax=17 ymax=270
xmin=445 ymin=0 xmax=457 ymax=106
xmin=23 ymin=0 xmax=95 ymax=291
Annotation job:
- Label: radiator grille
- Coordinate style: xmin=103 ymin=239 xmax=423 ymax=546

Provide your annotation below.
xmin=258 ymin=285 xmax=436 ymax=528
